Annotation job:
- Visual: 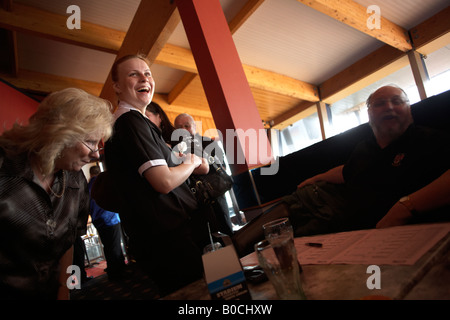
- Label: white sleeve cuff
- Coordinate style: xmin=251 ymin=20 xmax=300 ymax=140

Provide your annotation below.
xmin=138 ymin=159 xmax=167 ymax=176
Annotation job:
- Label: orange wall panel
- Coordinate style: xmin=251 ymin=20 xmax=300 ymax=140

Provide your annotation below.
xmin=0 ymin=80 xmax=39 ymax=134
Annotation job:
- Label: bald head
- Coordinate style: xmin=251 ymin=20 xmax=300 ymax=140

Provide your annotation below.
xmin=367 ymin=85 xmax=413 ymax=148
xmin=174 ymin=113 xmax=197 ymax=136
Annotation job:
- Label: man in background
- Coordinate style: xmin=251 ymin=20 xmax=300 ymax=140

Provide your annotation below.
xmin=174 ymin=113 xmax=234 ymax=235
xmin=233 ymin=85 xmax=450 ymax=255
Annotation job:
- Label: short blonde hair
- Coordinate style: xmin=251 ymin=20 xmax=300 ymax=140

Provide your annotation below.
xmin=0 ymin=88 xmax=114 ymax=176
xmin=111 ymin=54 xmax=150 ymax=82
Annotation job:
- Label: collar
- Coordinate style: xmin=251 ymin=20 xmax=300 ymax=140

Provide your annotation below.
xmin=114 ymin=101 xmax=149 ymax=122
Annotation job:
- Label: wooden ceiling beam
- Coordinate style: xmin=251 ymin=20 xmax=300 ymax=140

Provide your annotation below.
xmin=0 ymin=69 xmax=103 ymax=96
xmin=296 ymin=0 xmax=412 ymax=52
xmin=0 ymin=0 xmax=18 ymax=76
xmin=0 ymin=3 xmax=123 ymax=54
xmin=0 ymin=29 xmax=18 ymax=75
xmin=0 ymin=69 xmax=212 ymax=119
xmin=155 ymin=43 xmax=198 ymax=73
xmin=320 ymin=45 xmax=407 ymax=104
xmin=228 ymin=0 xmax=265 ymax=34
xmin=99 ymin=0 xmax=180 ymax=105
xmin=319 ymin=6 xmax=450 ymax=105
xmin=245 ymin=65 xmax=319 ymax=101
xmin=153 ymin=94 xmax=212 ymax=119
xmin=167 ymin=72 xmax=196 ymax=104
xmin=410 ymin=6 xmax=450 ymax=54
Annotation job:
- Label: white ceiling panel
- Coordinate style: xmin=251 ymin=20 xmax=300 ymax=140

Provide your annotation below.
xmin=354 ymin=0 xmax=450 ymax=29
xmin=17 ymin=33 xmax=115 ymax=83
xmin=232 ymin=0 xmax=383 ymax=84
xmin=15 ymin=0 xmax=140 ymax=31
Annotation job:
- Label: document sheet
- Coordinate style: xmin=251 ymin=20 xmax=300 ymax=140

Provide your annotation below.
xmin=241 ymin=222 xmax=450 ymax=266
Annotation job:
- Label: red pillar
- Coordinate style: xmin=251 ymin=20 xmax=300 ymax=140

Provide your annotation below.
xmin=175 ymin=0 xmax=274 ymax=175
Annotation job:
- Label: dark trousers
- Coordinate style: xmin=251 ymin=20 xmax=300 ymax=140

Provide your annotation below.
xmin=131 ymin=225 xmax=204 ymax=297
xmin=73 ymin=235 xmax=88 ymax=281
xmin=96 ymin=223 xmax=126 ymax=275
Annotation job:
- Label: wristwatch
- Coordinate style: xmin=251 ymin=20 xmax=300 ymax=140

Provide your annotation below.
xmin=398 ymin=196 xmax=418 ymax=215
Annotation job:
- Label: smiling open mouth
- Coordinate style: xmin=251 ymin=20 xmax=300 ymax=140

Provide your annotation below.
xmin=137 ymin=87 xmax=150 ymax=93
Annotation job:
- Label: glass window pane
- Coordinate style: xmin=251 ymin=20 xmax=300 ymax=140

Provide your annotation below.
xmin=279 ymin=111 xmax=321 ymax=156
xmin=424 ymin=45 xmax=450 ymax=96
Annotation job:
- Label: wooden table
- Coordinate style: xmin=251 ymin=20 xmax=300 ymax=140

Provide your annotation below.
xmin=164 ymin=223 xmax=450 ymax=300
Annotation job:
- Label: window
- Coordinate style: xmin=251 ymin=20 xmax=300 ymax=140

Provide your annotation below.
xmin=424 ymin=45 xmax=450 ymax=96
xmin=275 ymin=46 xmax=449 ymax=157
xmin=279 ymin=111 xmax=322 ymax=156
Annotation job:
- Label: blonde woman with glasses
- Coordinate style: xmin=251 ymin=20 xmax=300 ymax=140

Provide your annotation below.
xmin=0 ymin=88 xmax=114 ymax=299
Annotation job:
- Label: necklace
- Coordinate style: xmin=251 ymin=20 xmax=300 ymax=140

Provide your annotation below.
xmin=45 ymin=170 xmax=66 ymax=198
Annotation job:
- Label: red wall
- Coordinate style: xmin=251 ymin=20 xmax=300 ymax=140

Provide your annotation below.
xmin=0 ymin=80 xmax=39 ymax=134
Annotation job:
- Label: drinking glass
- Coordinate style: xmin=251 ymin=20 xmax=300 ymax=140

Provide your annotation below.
xmin=255 ymin=239 xmax=306 ymax=300
xmin=259 ymin=217 xmax=306 ymax=299
xmin=263 ymin=217 xmax=293 ymax=242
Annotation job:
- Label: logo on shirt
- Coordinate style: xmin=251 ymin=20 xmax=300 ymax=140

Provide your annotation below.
xmin=392 ymin=153 xmax=406 ymax=167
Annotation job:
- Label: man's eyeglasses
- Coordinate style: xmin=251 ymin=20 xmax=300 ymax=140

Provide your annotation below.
xmin=81 ymin=141 xmax=104 ymax=154
xmin=370 ymin=97 xmax=409 ymax=109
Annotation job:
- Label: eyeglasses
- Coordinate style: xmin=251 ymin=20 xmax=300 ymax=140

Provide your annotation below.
xmin=81 ymin=140 xmax=104 ymax=154
xmin=370 ymin=97 xmax=409 ymax=108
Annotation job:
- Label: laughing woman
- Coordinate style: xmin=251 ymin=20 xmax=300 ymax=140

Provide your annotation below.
xmin=0 ymin=88 xmax=114 ymax=299
xmin=103 ymin=54 xmax=210 ymax=296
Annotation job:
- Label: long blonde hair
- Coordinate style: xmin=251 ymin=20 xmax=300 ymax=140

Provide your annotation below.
xmin=0 ymin=88 xmax=114 ymax=176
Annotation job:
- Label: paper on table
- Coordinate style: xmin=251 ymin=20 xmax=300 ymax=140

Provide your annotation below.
xmin=331 ymin=223 xmax=450 ymax=265
xmin=294 ymin=230 xmax=367 ymax=265
xmin=241 ymin=222 xmax=450 ymax=266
